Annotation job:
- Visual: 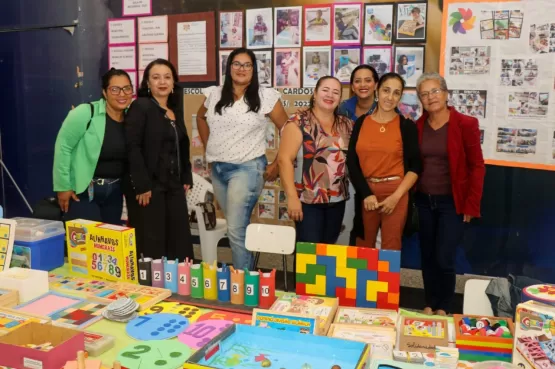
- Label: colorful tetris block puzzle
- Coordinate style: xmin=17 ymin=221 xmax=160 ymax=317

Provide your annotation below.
xmin=295 ymin=243 xmax=401 ymax=310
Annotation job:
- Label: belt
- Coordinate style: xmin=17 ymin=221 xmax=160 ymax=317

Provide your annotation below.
xmin=92 ymin=178 xmax=120 ymax=185
xmin=367 ymin=176 xmax=401 ymax=183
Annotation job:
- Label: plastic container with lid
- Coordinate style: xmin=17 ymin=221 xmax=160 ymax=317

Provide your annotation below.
xmin=10 ymin=217 xmax=65 ymax=271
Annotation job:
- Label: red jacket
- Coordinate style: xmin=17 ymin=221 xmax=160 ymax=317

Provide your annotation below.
xmin=416 ymin=107 xmax=485 ymax=217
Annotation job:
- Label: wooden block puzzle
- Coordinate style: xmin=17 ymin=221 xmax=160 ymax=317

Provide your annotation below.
xmin=0 ymin=307 xmax=51 ymax=336
xmin=295 ymin=243 xmax=401 ymax=309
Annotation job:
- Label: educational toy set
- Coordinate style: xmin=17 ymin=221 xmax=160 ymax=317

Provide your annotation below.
xmin=0 ymin=306 xmax=50 ymax=336
xmin=0 ymin=288 xmax=18 ymax=307
xmin=399 ymin=316 xmax=450 ymax=354
xmin=296 ymin=243 xmax=401 ymax=310
xmin=454 ymin=314 xmax=515 ymax=362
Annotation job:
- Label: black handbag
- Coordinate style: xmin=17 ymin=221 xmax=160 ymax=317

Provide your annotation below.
xmin=189 ymin=202 xmax=217 ymax=230
xmin=403 ymin=192 xmax=419 ymax=237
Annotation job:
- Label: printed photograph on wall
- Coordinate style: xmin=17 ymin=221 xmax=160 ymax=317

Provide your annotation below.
xmin=333 ymin=47 xmax=361 ymax=84
xmin=266 ymin=121 xmax=277 ymax=149
xmin=500 ymin=58 xmax=538 ymax=87
xmin=395 ymin=2 xmax=427 ymax=42
xmin=480 ymin=10 xmax=523 ymax=40
xmin=448 ymin=90 xmax=487 ymax=119
xmin=274 ymin=48 xmax=301 ymax=88
xmin=254 ymin=50 xmax=273 ymax=87
xmin=259 ymin=188 xmax=276 ymax=203
xmin=304 ymin=5 xmax=332 ymax=45
xmin=278 ymin=206 xmax=289 ymax=221
xmin=449 ymin=46 xmax=491 ymax=75
xmin=246 ymin=8 xmax=273 ymax=49
xmin=274 ymin=6 xmax=302 ymax=47
xmin=219 ymin=11 xmax=243 ymax=48
xmin=507 ymin=92 xmax=549 ymax=118
xmin=398 ymin=90 xmax=423 ymax=121
xmin=529 ymin=23 xmax=555 ymax=54
xmin=394 ymin=46 xmax=424 ymax=88
xmin=497 ymin=127 xmax=537 ymax=155
xmin=333 ymin=3 xmax=362 ymax=45
xmin=364 ymin=4 xmax=394 ymax=45
xmin=219 ymin=49 xmax=232 ymax=85
xmin=363 ymin=46 xmax=393 ymax=78
xmin=258 ymin=203 xmax=276 ymax=219
xmin=303 ymin=46 xmax=332 ymax=88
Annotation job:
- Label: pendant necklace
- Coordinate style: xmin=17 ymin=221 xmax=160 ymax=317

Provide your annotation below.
xmin=379 ymin=124 xmax=386 ymax=133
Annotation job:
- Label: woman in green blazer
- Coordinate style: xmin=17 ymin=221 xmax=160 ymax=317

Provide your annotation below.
xmin=53 ymin=69 xmax=133 ymax=224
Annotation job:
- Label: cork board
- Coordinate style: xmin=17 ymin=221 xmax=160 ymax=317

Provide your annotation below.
xmin=183 ymin=87 xmax=353 ymax=225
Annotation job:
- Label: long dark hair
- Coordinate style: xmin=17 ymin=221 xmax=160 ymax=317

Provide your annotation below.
xmin=375 ymin=72 xmax=406 ymax=112
xmin=349 ymin=65 xmax=379 ymax=86
xmin=308 ymin=76 xmax=348 ymax=134
xmin=101 ymin=68 xmax=132 ymax=96
xmin=137 ymin=59 xmax=181 ymax=110
xmin=215 ymin=48 xmax=261 ymax=115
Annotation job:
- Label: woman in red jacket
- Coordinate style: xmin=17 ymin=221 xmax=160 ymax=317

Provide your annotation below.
xmin=415 ymin=72 xmax=485 ymax=316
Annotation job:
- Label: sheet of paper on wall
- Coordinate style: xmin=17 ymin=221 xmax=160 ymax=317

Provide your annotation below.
xmin=139 ymin=43 xmax=169 ymax=70
xmin=138 ymin=16 xmax=168 ymax=44
xmin=109 ymin=45 xmax=137 ymax=70
xmin=122 ymin=0 xmax=152 ymax=17
xmin=177 ymin=21 xmax=208 ymax=76
xmin=0 ymin=219 xmax=16 ymax=272
xmin=108 ymin=18 xmax=136 ymax=45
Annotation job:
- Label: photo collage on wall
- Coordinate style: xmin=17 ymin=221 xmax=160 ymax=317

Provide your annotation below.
xmin=215 ymin=2 xmax=428 ymax=88
xmin=480 ymin=10 xmax=523 ymax=40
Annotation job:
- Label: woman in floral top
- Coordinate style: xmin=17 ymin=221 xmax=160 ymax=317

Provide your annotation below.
xmin=279 ymin=76 xmax=354 ymax=244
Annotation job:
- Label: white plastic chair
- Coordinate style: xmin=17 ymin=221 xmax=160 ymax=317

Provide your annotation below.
xmin=187 ymin=173 xmax=227 ymax=265
xmin=463 ymin=278 xmax=494 ymax=316
xmin=246 ymin=223 xmax=296 ymax=291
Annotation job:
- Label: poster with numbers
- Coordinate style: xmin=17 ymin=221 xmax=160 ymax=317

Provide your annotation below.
xmin=442 ymin=0 xmax=555 ymax=170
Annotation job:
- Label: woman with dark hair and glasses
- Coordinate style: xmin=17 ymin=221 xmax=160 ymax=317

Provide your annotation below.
xmin=53 ymin=68 xmax=133 ymax=224
xmin=125 ymin=59 xmax=194 ymax=261
xmin=279 ymin=76 xmax=353 ymax=244
xmin=196 ymin=48 xmax=288 ymax=270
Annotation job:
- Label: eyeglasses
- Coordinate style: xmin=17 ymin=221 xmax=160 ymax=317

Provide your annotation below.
xmin=108 ymin=86 xmax=133 ymax=95
xmin=418 ymin=88 xmax=444 ymax=100
xmin=231 ymin=61 xmax=253 ymax=71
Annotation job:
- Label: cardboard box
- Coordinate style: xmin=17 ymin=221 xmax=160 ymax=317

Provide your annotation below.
xmin=87 ymin=223 xmax=138 ymax=283
xmin=513 ymin=301 xmax=555 ymax=369
xmin=269 ymin=293 xmax=338 ymax=335
xmin=0 ymin=288 xmax=18 ymax=307
xmin=333 ymin=307 xmax=398 ymax=330
xmin=0 ymin=322 xmax=84 ymax=369
xmin=0 ymin=307 xmax=51 ymax=336
xmin=399 ymin=316 xmax=449 ymax=353
xmin=66 ymin=219 xmax=101 ymax=277
xmin=454 ymin=314 xmax=514 ymax=362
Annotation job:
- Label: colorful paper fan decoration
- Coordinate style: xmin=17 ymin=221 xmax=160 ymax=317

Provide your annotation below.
xmin=449 ymin=8 xmax=476 ymax=34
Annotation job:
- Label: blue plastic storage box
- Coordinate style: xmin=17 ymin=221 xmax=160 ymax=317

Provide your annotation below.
xmin=10 ymin=217 xmax=65 ymax=271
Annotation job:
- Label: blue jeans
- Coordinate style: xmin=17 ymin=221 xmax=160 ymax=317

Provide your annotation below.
xmin=296 ymin=201 xmax=346 ymax=244
xmin=415 ymin=192 xmax=465 ymax=312
xmin=211 ymin=155 xmax=267 ymax=270
xmin=66 ymin=179 xmax=123 ymax=225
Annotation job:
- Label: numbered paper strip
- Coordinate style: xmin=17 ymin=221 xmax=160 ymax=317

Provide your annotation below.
xmin=154 ymin=271 xmax=162 ymax=281
xmin=246 ymin=284 xmax=255 ymax=296
xmin=179 ymin=274 xmax=187 ymax=284
xmin=261 ymin=285 xmax=270 ymax=297
xmin=191 ymin=277 xmax=199 ymax=288
xmin=219 ymin=279 xmax=228 ymax=290
xmin=232 ymin=283 xmax=240 ymax=294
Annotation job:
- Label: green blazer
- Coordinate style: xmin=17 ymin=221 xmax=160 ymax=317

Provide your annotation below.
xmin=53 ymin=99 xmax=107 ymax=194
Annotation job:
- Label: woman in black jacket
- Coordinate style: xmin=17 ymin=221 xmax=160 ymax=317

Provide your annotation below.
xmin=347 ymin=73 xmax=421 ymax=250
xmin=125 ymin=59 xmax=193 ymax=261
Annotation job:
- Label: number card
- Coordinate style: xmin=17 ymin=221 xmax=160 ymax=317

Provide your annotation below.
xmin=151 ymin=259 xmax=164 ymax=288
xmin=178 ymin=319 xmax=233 ymax=349
xmin=163 ymin=258 xmax=178 ymax=293
xmin=244 ymin=271 xmax=260 ymax=307
xmin=117 ymin=340 xmax=191 ymax=369
xmin=126 ymin=313 xmax=189 ymax=340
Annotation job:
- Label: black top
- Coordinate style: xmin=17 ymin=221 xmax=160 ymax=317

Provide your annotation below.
xmin=125 ymin=97 xmax=192 ymax=194
xmin=155 ymin=118 xmax=186 ymax=188
xmin=347 ymin=112 xmax=422 ymax=243
xmin=94 ymin=115 xmax=126 ymax=179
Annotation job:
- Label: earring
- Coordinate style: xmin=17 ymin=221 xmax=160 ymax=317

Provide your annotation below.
xmin=172 ymin=88 xmax=174 ymax=94
xmin=148 ymin=88 xmax=151 ymax=95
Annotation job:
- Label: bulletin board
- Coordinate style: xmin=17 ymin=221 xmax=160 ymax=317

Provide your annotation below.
xmin=441 ymin=0 xmax=555 ymax=171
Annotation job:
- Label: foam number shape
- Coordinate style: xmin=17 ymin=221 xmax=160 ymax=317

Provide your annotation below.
xmin=126 ymin=313 xmax=189 ymax=340
xmin=139 ymin=302 xmax=203 ymax=321
xmin=178 ymin=319 xmax=233 ymax=349
xmin=117 ymin=340 xmax=191 ymax=369
xmin=197 ymin=311 xmax=253 ymax=325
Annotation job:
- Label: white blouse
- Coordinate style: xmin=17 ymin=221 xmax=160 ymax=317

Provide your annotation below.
xmin=203 ymin=86 xmax=281 ymax=164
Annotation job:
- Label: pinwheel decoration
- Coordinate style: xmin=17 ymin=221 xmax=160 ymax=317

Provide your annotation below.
xmin=449 ymin=8 xmax=476 ymax=34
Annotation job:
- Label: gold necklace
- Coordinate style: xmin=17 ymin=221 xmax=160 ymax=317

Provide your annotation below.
xmin=373 ymin=113 xmax=389 ymax=133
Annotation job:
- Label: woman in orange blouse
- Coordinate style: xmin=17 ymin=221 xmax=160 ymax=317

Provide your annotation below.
xmin=347 ymin=73 xmax=422 ymax=250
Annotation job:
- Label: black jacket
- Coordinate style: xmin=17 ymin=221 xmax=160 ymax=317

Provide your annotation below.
xmin=347 ymin=113 xmax=422 ymax=242
xmin=125 ymin=97 xmax=192 ymax=194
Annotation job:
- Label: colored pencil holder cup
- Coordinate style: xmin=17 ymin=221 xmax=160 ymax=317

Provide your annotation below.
xmin=151 ymin=259 xmax=164 ymax=288
xmin=163 ymin=258 xmax=179 ymax=293
xmin=203 ymin=261 xmax=218 ymax=301
xmin=258 ymin=269 xmax=276 ymax=309
xmin=244 ymin=270 xmax=260 ymax=307
xmin=190 ymin=263 xmax=204 ymax=299
xmin=230 ymin=267 xmax=245 ymax=305
xmin=217 ymin=265 xmax=231 ymax=302
xmin=138 ymin=256 xmax=152 ymax=286
xmin=178 ymin=258 xmax=193 ymax=296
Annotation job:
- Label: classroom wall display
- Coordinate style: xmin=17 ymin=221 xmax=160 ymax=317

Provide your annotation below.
xmin=441 ymin=0 xmax=555 ymax=170
xmin=399 ymin=90 xmax=423 ymax=121
xmin=274 ymin=48 xmax=301 ymax=88
xmin=254 ymin=50 xmax=273 ymax=88
xmin=395 ymin=2 xmax=428 ymax=42
xmin=333 ymin=47 xmax=361 ymax=84
xmin=246 ymin=8 xmax=274 ymax=49
xmin=394 ymin=45 xmax=425 ymax=87
xmin=107 ymin=18 xmax=136 ymax=46
xmin=304 ymin=4 xmax=332 ymax=46
xmin=363 ymin=46 xmax=394 ymax=78
xmin=219 ymin=11 xmax=244 ymax=49
xmin=364 ymin=4 xmax=394 ymax=45
xmin=303 ymin=46 xmax=332 ymax=88
xmin=218 ymin=49 xmax=232 ymax=85
xmin=274 ymin=6 xmax=303 ymax=48
xmin=122 ymin=0 xmax=152 ymax=17
xmin=333 ymin=3 xmax=363 ymax=45
xmin=138 ymin=15 xmax=168 ymax=44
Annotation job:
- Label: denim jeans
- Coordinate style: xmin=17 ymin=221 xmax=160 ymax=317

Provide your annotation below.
xmin=211 ymin=155 xmax=267 ymax=270
xmin=66 ymin=179 xmax=123 ymax=225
